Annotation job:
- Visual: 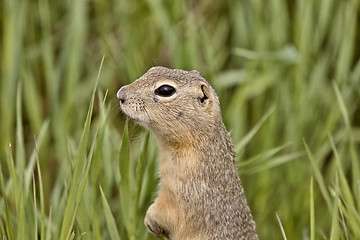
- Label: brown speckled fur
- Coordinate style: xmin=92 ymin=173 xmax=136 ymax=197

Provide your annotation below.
xmin=117 ymin=67 xmax=258 ymax=240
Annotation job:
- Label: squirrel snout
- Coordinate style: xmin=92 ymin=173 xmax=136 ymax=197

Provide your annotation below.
xmin=117 ymin=86 xmax=127 ymax=104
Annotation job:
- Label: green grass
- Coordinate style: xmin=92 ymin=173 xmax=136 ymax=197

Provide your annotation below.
xmin=1 ymin=0 xmax=360 ymax=239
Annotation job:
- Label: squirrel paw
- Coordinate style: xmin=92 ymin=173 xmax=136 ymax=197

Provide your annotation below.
xmin=145 ymin=204 xmax=168 ymax=239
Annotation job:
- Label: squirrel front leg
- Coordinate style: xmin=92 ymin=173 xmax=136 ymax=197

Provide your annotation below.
xmin=144 ymin=195 xmax=178 ymax=239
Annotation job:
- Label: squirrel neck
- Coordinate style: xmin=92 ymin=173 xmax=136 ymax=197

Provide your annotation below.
xmin=157 ymin=121 xmax=237 ymax=169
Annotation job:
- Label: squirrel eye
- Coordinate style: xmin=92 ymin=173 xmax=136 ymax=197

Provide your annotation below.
xmin=155 ymin=85 xmax=176 ymax=97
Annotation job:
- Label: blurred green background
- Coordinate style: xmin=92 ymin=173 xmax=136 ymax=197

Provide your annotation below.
xmin=1 ymin=0 xmax=360 ymax=239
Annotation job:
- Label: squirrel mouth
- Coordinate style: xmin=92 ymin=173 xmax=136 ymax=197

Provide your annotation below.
xmin=121 ymin=109 xmax=148 ymax=127
xmin=119 ymin=102 xmax=149 ymax=128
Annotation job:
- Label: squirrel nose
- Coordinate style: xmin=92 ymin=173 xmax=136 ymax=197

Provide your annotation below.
xmin=117 ymin=86 xmax=127 ymax=104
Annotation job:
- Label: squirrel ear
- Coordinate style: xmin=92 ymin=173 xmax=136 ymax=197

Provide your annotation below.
xmin=198 ymin=84 xmax=210 ymax=107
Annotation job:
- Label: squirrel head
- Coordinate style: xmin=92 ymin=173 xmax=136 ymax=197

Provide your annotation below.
xmin=117 ymin=66 xmax=223 ymax=149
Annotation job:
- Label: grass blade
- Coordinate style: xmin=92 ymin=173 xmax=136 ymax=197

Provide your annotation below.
xmin=15 ymin=82 xmax=25 ymax=180
xmin=100 ymin=186 xmax=121 ymax=240
xmin=333 ymin=81 xmax=360 ymax=208
xmin=34 ymin=137 xmax=46 ymax=240
xmin=241 ymin=151 xmax=303 ymax=176
xmin=24 ymin=120 xmax=50 ymax=198
xmin=275 ymin=212 xmax=287 ymax=240
xmin=0 ymin=161 xmax=14 ymax=239
xmin=32 ymin=174 xmax=38 ymax=240
xmin=235 ymin=105 xmax=275 ymax=154
xmin=119 ymin=121 xmax=131 ymax=233
xmin=329 ymin=174 xmax=340 ymax=240
xmin=329 ymin=135 xmax=355 ymax=207
xmin=238 ymin=142 xmax=292 ymax=168
xmin=130 ymin=133 xmax=150 ymax=238
xmin=6 ymin=144 xmax=20 ymax=213
xmin=46 ymin=207 xmax=53 ymax=240
xmin=59 ymin=56 xmax=104 ymax=240
xmin=16 ymin=189 xmax=27 ymax=240
xmin=310 ymin=177 xmax=315 ymax=240
xmin=304 ymin=139 xmax=332 ymax=211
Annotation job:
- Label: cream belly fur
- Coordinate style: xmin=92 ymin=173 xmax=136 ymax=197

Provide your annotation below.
xmin=117 ymin=66 xmax=258 ymax=240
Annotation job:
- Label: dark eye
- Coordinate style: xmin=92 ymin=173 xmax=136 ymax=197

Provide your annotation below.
xmin=155 ymin=85 xmax=176 ymax=97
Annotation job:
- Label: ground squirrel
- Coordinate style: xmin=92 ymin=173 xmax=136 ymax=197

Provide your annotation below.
xmin=117 ymin=67 xmax=258 ymax=240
